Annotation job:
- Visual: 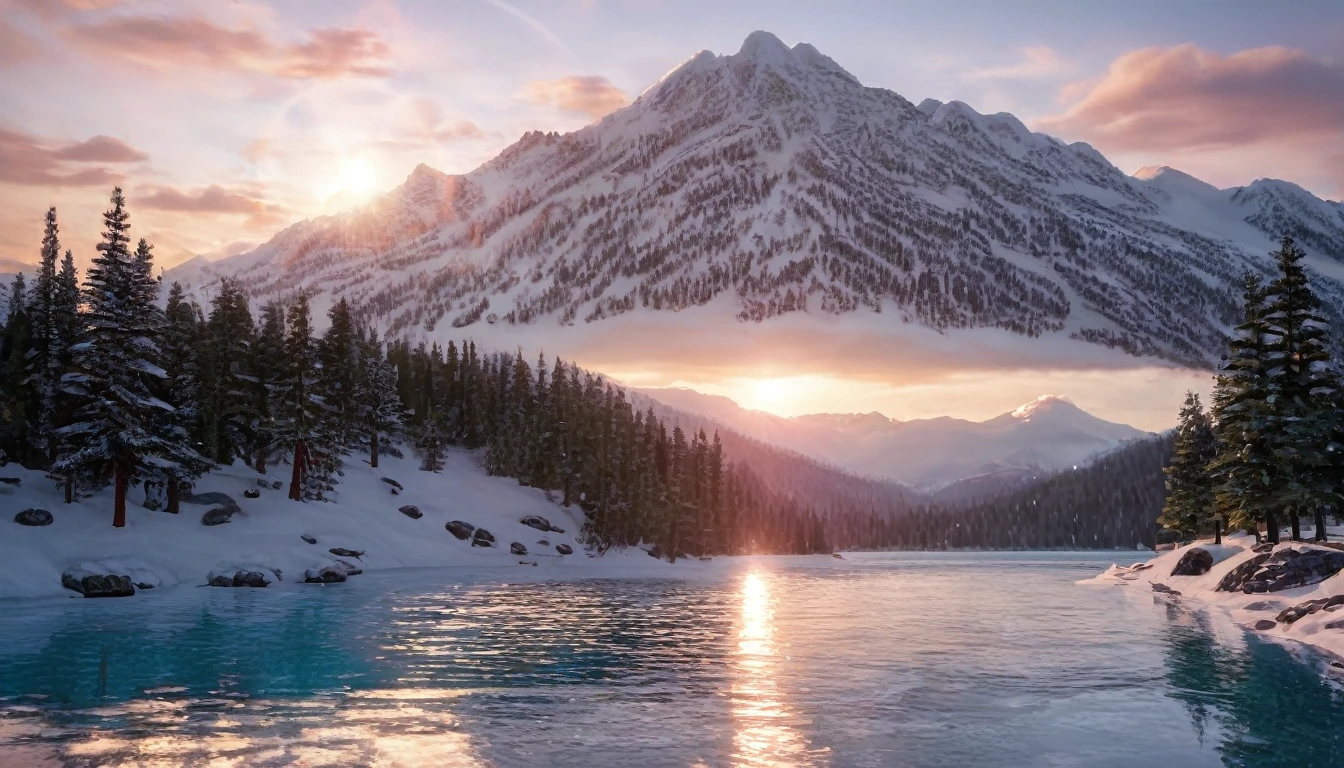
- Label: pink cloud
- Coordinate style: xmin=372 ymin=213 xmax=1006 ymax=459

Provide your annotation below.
xmin=1037 ymin=43 xmax=1344 ymax=153
xmin=134 ymin=184 xmax=285 ymax=216
xmin=523 ymin=75 xmax=629 ymax=119
xmin=0 ymin=19 xmax=40 ymax=67
xmin=63 ymin=16 xmax=394 ymax=80
xmin=0 ymin=127 xmax=144 ymax=187
xmin=968 ymin=46 xmax=1067 ymax=80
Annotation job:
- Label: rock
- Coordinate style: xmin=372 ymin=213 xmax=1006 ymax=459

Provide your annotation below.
xmin=555 ymin=544 xmax=573 ymax=555
xmin=1254 ymin=619 xmax=1277 ymax=631
xmin=1225 ymin=547 xmax=1344 ymax=593
xmin=472 ymin=528 xmax=496 ymax=547
xmin=14 ymin=508 xmax=53 ymax=526
xmin=1151 ymin=583 xmax=1180 ymax=595
xmin=398 ymin=505 xmax=423 ymax=520
xmin=1154 ymin=543 xmax=1176 ymax=552
xmin=698 ymin=556 xmax=712 ymax=562
xmin=1244 ymin=601 xmax=1282 ymax=611
xmin=446 ymin=520 xmax=475 ymax=540
xmin=304 ymin=566 xmax=347 ymax=584
xmin=301 ymin=534 xmax=317 ymax=544
xmin=329 ymin=547 xmax=364 ymax=559
xmin=1325 ymin=620 xmax=1344 ymax=630
xmin=537 ymin=538 xmax=550 ymax=547
xmin=520 ymin=560 xmax=537 ymax=566
xmin=520 ymin=515 xmax=552 ymax=532
xmin=271 ymin=480 xmax=283 ymax=490
xmin=1216 ymin=553 xmax=1274 ymax=592
xmin=332 ymin=559 xmax=363 ymax=576
xmin=381 ymin=477 xmax=403 ymax=491
xmin=234 ymin=571 xmax=269 ymax=588
xmin=201 ymin=507 xmax=233 ymax=526
xmin=0 ymin=477 xmax=21 ymax=486
xmin=256 ymin=478 xmax=272 ymax=488
xmin=243 ymin=489 xmax=261 ymax=499
xmin=61 ymin=568 xmax=135 ymax=598
xmin=1326 ymin=595 xmax=1344 ymax=609
xmin=208 ymin=574 xmax=233 ymax=587
xmin=510 ymin=542 xmax=528 ymax=556
xmin=183 ymin=491 xmax=240 ymax=512
xmin=135 ymin=582 xmax=154 ymax=590
xmin=1170 ymin=548 xmax=1214 ymax=577
xmin=1252 ymin=542 xmax=1276 ymax=553
xmin=142 ymin=480 xmax=165 ymax=511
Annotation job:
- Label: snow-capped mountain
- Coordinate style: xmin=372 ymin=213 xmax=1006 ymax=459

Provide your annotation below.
xmin=166 ymin=30 xmax=1344 ymax=367
xmin=635 ymin=388 xmax=1150 ymax=489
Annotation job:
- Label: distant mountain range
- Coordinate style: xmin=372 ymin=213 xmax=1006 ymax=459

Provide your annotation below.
xmin=164 ymin=29 xmax=1344 ymax=369
xmin=635 ymin=387 xmax=1150 ymax=490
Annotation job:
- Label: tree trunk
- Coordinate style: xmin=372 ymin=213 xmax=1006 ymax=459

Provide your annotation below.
xmin=370 ymin=430 xmax=379 ymax=469
xmin=1315 ymin=508 xmax=1329 ymax=542
xmin=1266 ymin=510 xmax=1280 ymax=544
xmin=1290 ymin=510 xmax=1302 ymax=541
xmin=1213 ymin=517 xmax=1222 ymax=546
xmin=166 ymin=477 xmax=180 ymax=514
xmin=256 ymin=449 xmax=267 ymax=477
xmin=289 ymin=439 xmax=306 ymax=501
xmin=112 ymin=465 xmax=127 ymax=528
xmin=64 ymin=476 xmax=73 ymax=504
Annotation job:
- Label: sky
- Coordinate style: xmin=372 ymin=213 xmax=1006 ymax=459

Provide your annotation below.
xmin=2 ymin=0 xmax=1342 ymax=429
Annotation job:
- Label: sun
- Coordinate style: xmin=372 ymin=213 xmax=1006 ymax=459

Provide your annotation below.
xmin=336 ymin=155 xmax=378 ymax=199
xmin=748 ymin=378 xmax=791 ymax=412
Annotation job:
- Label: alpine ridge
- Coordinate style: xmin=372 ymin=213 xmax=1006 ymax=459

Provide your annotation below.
xmin=166 ymin=30 xmax=1344 ymax=368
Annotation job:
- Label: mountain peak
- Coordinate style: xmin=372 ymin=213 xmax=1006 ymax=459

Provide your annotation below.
xmin=1010 ymin=395 xmax=1077 ymax=420
xmin=736 ymin=30 xmax=792 ymax=61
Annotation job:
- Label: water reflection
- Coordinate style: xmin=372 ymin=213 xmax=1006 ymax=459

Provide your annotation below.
xmin=731 ymin=571 xmax=825 ymax=767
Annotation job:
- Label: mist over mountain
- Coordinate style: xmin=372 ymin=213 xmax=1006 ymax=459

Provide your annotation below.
xmin=166 ymin=31 xmax=1344 ymax=372
xmin=635 ymin=387 xmax=1149 ymax=489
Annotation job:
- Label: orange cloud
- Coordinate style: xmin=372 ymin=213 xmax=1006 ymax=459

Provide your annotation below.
xmin=1038 ymin=43 xmax=1344 ymax=152
xmin=0 ymin=127 xmax=144 ymax=186
xmin=523 ymin=75 xmax=629 ymax=119
xmin=134 ymin=184 xmax=287 ymax=219
xmin=63 ymin=16 xmax=394 ymax=80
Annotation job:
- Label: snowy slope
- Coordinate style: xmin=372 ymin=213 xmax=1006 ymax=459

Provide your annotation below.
xmin=164 ymin=31 xmax=1344 ymax=369
xmin=637 ymin=388 xmax=1148 ymax=488
xmin=0 ymin=449 xmax=666 ymax=600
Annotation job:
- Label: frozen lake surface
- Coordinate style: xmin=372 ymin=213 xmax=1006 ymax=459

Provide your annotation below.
xmin=2 ymin=551 xmax=1342 ymax=767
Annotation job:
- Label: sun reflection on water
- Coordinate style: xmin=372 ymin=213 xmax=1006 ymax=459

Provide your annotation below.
xmin=731 ymin=571 xmax=825 ymax=767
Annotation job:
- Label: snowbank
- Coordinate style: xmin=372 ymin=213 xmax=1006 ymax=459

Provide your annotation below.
xmin=0 ymin=449 xmax=675 ymax=600
xmin=1084 ymin=535 xmax=1344 ymax=664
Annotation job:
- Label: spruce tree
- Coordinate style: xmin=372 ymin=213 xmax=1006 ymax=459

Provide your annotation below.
xmin=1159 ymin=391 xmax=1217 ymax=541
xmin=0 ymin=274 xmax=32 ymax=462
xmin=358 ymin=330 xmax=403 ymax=469
xmin=250 ymin=300 xmax=286 ymax=473
xmin=26 ymin=208 xmax=62 ymax=462
xmin=158 ymin=282 xmax=212 ymax=512
xmin=274 ymin=293 xmax=339 ymax=500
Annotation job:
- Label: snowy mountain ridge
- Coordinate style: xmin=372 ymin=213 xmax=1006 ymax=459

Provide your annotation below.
xmin=634 ymin=387 xmax=1149 ymax=489
xmin=165 ymin=31 xmax=1344 ymax=368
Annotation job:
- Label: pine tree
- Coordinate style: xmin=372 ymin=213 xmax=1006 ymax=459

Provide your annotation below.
xmin=319 ymin=298 xmax=358 ymax=449
xmin=25 ymin=208 xmax=62 ymax=462
xmin=1260 ymin=236 xmax=1340 ymax=541
xmin=51 ymin=249 xmax=82 ymax=502
xmin=54 ymin=189 xmax=209 ymax=526
xmin=0 ymin=274 xmax=32 ymax=462
xmin=274 ymin=293 xmax=339 ymax=500
xmin=250 ymin=300 xmax=286 ymax=473
xmin=358 ymin=330 xmax=403 ymax=469
xmin=199 ymin=278 xmax=254 ymax=463
xmin=1159 ymin=391 xmax=1217 ymax=541
xmin=158 ymin=282 xmax=212 ymax=512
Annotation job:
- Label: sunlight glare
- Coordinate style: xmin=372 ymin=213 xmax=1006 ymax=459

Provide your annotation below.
xmin=336 ymin=154 xmax=379 ymax=200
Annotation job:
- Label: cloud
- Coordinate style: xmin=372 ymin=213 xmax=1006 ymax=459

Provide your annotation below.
xmin=134 ymin=184 xmax=285 ymax=216
xmin=0 ymin=19 xmax=40 ymax=67
xmin=0 ymin=127 xmax=145 ymax=187
xmin=1037 ymin=44 xmax=1344 ymax=153
xmin=523 ymin=75 xmax=629 ymax=119
xmin=968 ymin=46 xmax=1066 ymax=80
xmin=62 ymin=16 xmax=394 ymax=80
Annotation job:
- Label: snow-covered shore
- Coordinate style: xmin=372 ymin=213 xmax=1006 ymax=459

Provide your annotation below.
xmin=0 ymin=450 xmax=679 ymax=600
xmin=1084 ymin=535 xmax=1344 ymax=663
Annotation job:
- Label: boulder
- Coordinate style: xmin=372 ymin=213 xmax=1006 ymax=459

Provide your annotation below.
xmin=398 ymin=505 xmax=423 ymax=520
xmin=61 ymin=568 xmax=135 ymax=598
xmin=520 ymin=515 xmax=552 ymax=532
xmin=243 ymin=489 xmax=261 ymax=499
xmin=1220 ymin=548 xmax=1344 ymax=593
xmin=555 ymin=544 xmax=573 ymax=555
xmin=1325 ymin=620 xmax=1344 ymax=630
xmin=208 ymin=566 xmax=279 ymax=587
xmin=1252 ymin=542 xmax=1276 ymax=553
xmin=510 ymin=542 xmax=528 ymax=556
xmin=537 ymin=538 xmax=550 ymax=547
xmin=208 ymin=574 xmax=233 ymax=587
xmin=472 ymin=528 xmax=496 ymax=547
xmin=14 ymin=508 xmax=53 ymax=526
xmin=304 ymin=566 xmax=347 ymax=584
xmin=271 ymin=480 xmax=283 ymax=490
xmin=201 ymin=507 xmax=233 ymax=526
xmin=332 ymin=559 xmax=363 ymax=576
xmin=1254 ymin=619 xmax=1277 ymax=631
xmin=135 ymin=582 xmax=154 ymax=590
xmin=256 ymin=478 xmax=273 ymax=488
xmin=183 ymin=491 xmax=240 ymax=513
xmin=1243 ymin=601 xmax=1282 ymax=611
xmin=328 ymin=547 xmax=364 ymax=559
xmin=1170 ymin=548 xmax=1214 ymax=577
xmin=1151 ymin=583 xmax=1180 ymax=595
xmin=0 ymin=477 xmax=20 ymax=486
xmin=234 ymin=571 xmax=269 ymax=588
xmin=301 ymin=534 xmax=317 ymax=544
xmin=381 ymin=477 xmax=403 ymax=491
xmin=445 ymin=520 xmax=475 ymax=540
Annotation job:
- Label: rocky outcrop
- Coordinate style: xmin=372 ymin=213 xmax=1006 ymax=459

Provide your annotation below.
xmin=1151 ymin=583 xmax=1181 ymax=595
xmin=332 ymin=559 xmax=363 ymax=576
xmin=183 ymin=491 xmax=240 ymax=513
xmin=209 ymin=571 xmax=271 ymax=588
xmin=1218 ymin=547 xmax=1344 ymax=593
xmin=1275 ymin=595 xmax=1344 ymax=625
xmin=304 ymin=566 xmax=347 ymax=584
xmin=201 ymin=507 xmax=234 ymax=526
xmin=510 ymin=542 xmax=528 ymax=556
xmin=301 ymin=534 xmax=317 ymax=544
xmin=1170 ymin=548 xmax=1213 ymax=577
xmin=555 ymin=544 xmax=573 ymax=555
xmin=62 ymin=568 xmax=135 ymax=598
xmin=472 ymin=528 xmax=496 ymax=547
xmin=14 ymin=508 xmax=53 ymax=526
xmin=398 ymin=505 xmax=423 ymax=520
xmin=446 ymin=520 xmax=475 ymax=540
xmin=329 ymin=547 xmax=364 ymax=559
xmin=520 ymin=515 xmax=564 ymax=534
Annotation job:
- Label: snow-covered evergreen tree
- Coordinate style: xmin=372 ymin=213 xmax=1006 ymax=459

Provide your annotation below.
xmin=356 ymin=329 xmax=403 ymax=469
xmin=274 ymin=293 xmax=339 ymax=500
xmin=249 ymin=300 xmax=286 ymax=474
xmin=25 ymin=208 xmax=62 ymax=461
xmin=1159 ymin=391 xmax=1217 ymax=540
xmin=156 ymin=281 xmax=213 ymax=512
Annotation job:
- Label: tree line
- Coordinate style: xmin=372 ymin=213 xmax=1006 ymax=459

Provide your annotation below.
xmin=1160 ymin=237 xmax=1344 ymax=544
